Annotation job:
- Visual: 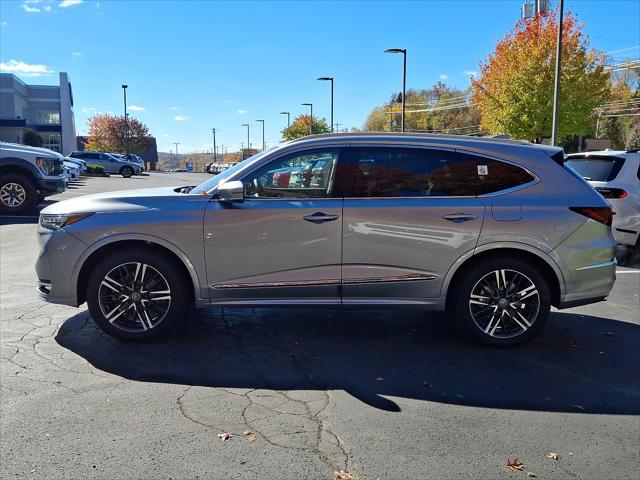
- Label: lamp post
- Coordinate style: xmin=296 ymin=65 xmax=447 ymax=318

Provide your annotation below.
xmin=384 ymin=48 xmax=407 ymax=132
xmin=242 ymin=123 xmax=250 ymax=159
xmin=302 ymin=103 xmax=313 ymax=135
xmin=551 ymin=0 xmax=564 ymax=146
xmin=211 ymin=128 xmax=217 ymax=162
xmin=317 ymin=77 xmax=334 ymax=133
xmin=173 ymin=142 xmax=180 ymax=157
xmin=280 ymin=111 xmax=290 ymax=128
xmin=256 ymin=119 xmax=265 ymax=150
xmin=121 ymin=84 xmax=128 ymax=154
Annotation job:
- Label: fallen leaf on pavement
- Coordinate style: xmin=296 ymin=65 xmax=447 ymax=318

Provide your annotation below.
xmin=527 ymin=472 xmax=537 ymax=477
xmin=247 ymin=434 xmax=256 ymax=443
xmin=376 ymin=377 xmax=384 ymax=382
xmin=546 ymin=452 xmax=561 ymax=460
xmin=217 ymin=432 xmax=232 ymax=441
xmin=506 ymin=458 xmax=524 ymax=471
xmin=335 ymin=469 xmax=355 ymax=480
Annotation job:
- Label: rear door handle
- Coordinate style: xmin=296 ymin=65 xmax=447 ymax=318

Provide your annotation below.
xmin=442 ymin=212 xmax=478 ymax=223
xmin=303 ymin=212 xmax=339 ymax=224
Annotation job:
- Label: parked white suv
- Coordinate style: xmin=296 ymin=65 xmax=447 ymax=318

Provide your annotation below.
xmin=566 ymin=149 xmax=640 ymax=248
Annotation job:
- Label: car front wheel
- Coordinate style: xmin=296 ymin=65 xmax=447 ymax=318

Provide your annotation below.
xmin=0 ymin=173 xmax=37 ymax=214
xmin=450 ymin=257 xmax=551 ymax=347
xmin=120 ymin=166 xmax=134 ymax=178
xmin=86 ymin=249 xmax=191 ymax=341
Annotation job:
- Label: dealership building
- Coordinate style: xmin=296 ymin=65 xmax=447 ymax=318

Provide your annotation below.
xmin=0 ymin=72 xmax=78 ymax=155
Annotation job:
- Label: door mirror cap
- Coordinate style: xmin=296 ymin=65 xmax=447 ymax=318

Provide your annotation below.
xmin=216 ymin=180 xmax=244 ymax=203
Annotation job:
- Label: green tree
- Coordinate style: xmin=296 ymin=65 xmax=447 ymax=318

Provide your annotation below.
xmin=281 ymin=115 xmax=331 ymax=140
xmin=22 ymin=130 xmax=43 ymax=148
xmin=471 ymin=10 xmax=610 ymax=142
xmin=626 ymin=117 xmax=640 ymax=150
xmin=85 ymin=113 xmax=152 ymax=154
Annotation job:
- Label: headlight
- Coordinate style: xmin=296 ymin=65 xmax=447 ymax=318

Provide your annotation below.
xmin=36 ymin=157 xmax=64 ymax=176
xmin=39 ymin=213 xmax=93 ymax=230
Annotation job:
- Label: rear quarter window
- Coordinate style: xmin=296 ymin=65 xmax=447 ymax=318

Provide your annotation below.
xmin=452 ymin=152 xmax=536 ymax=195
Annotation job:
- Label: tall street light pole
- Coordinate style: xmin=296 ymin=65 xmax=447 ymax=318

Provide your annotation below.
xmin=384 ymin=48 xmax=406 ymax=132
xmin=211 ymin=128 xmax=217 ymax=162
xmin=302 ymin=103 xmax=313 ymax=135
xmin=280 ymin=112 xmax=290 ymax=128
xmin=551 ymin=0 xmax=564 ymax=146
xmin=173 ymin=142 xmax=180 ymax=157
xmin=256 ymin=119 xmax=265 ymax=150
xmin=317 ymin=77 xmax=334 ymax=133
xmin=242 ymin=124 xmax=250 ymax=159
xmin=121 ymin=84 xmax=128 ymax=154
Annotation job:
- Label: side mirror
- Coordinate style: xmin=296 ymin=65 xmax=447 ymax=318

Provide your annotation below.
xmin=216 ymin=180 xmax=244 ymax=203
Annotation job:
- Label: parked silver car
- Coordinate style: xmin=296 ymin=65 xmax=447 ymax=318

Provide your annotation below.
xmin=68 ymin=151 xmax=141 ymax=177
xmin=36 ymin=133 xmax=616 ymax=346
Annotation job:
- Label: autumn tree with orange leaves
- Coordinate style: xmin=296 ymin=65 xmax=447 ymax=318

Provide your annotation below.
xmin=281 ymin=114 xmax=331 ymax=141
xmin=471 ymin=10 xmax=610 ymax=143
xmin=85 ymin=114 xmax=152 ymax=154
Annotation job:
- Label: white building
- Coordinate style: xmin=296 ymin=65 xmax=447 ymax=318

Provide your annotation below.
xmin=0 ymin=72 xmax=78 ymax=154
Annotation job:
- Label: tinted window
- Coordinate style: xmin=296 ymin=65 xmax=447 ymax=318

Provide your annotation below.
xmin=565 ymin=155 xmax=625 ymax=182
xmin=242 ymin=149 xmax=339 ymax=198
xmin=337 ymin=147 xmax=534 ymax=197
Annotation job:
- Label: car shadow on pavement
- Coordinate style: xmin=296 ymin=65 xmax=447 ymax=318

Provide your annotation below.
xmin=0 ymin=200 xmax=58 ymax=225
xmin=55 ymin=308 xmax=639 ymax=414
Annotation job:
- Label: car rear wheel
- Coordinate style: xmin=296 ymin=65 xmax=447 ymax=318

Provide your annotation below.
xmin=0 ymin=173 xmax=37 ymax=215
xmin=120 ymin=166 xmax=134 ymax=178
xmin=86 ymin=249 xmax=191 ymax=341
xmin=450 ymin=257 xmax=551 ymax=347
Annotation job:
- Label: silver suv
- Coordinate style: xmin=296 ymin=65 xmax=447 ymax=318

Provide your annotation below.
xmin=36 ymin=133 xmax=616 ymax=346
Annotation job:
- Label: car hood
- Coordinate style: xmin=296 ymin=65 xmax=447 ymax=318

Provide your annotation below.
xmin=41 ymin=186 xmax=189 ymax=215
xmin=0 ymin=142 xmax=64 ymax=160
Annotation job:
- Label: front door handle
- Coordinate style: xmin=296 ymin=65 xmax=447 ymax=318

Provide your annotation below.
xmin=442 ymin=212 xmax=478 ymax=223
xmin=303 ymin=212 xmax=339 ymax=224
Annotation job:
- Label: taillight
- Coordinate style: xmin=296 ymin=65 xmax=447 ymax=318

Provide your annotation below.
xmin=570 ymin=206 xmax=614 ymax=226
xmin=595 ymin=187 xmax=627 ymax=199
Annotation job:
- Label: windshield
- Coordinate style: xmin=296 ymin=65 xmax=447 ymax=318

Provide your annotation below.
xmin=191 ymin=146 xmax=279 ymax=194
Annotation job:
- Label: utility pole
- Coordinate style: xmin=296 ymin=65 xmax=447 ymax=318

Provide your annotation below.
xmin=334 ymin=123 xmax=341 ymax=132
xmin=384 ymin=49 xmax=407 ymax=132
xmin=173 ymin=142 xmax=180 ymax=158
xmin=551 ymin=0 xmax=564 ymax=146
xmin=211 ymin=128 xmax=217 ymax=162
xmin=242 ymin=124 xmax=250 ymax=159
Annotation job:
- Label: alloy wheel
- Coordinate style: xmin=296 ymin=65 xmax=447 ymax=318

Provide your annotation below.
xmin=0 ymin=183 xmax=26 ymax=208
xmin=468 ymin=269 xmax=540 ymax=339
xmin=98 ymin=262 xmax=171 ymax=333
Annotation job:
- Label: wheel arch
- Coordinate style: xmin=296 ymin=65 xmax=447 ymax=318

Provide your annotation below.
xmin=443 ymin=243 xmax=565 ymax=308
xmin=74 ymin=234 xmax=203 ymax=306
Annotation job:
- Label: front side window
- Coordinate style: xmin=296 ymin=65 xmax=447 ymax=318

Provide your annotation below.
xmin=242 ymin=149 xmax=339 ymax=198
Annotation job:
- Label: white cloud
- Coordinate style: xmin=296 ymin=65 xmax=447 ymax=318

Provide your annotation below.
xmin=464 ymin=70 xmax=479 ymax=78
xmin=162 ymin=133 xmax=169 ymax=137
xmin=71 ymin=52 xmax=84 ymax=56
xmin=0 ymin=59 xmax=54 ymax=77
xmin=174 ymin=115 xmax=189 ymax=121
xmin=439 ymin=74 xmax=448 ymax=80
xmin=44 ymin=5 xmax=52 ymax=11
xmin=169 ymin=106 xmax=180 ymax=111
xmin=22 ymin=4 xmax=41 ymax=13
xmin=128 ymin=105 xmax=145 ymax=111
xmin=237 ymin=109 xmax=247 ymax=114
xmin=59 ymin=0 xmax=83 ymax=7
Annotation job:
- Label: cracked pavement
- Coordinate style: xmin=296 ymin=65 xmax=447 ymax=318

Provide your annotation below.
xmin=1 ymin=173 xmax=639 ymax=479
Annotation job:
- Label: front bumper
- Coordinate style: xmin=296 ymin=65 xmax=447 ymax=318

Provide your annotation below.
xmin=37 ymin=176 xmax=67 ymax=194
xmin=35 ymin=226 xmax=87 ymax=307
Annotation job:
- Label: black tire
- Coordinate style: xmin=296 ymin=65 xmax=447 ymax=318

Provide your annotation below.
xmin=449 ymin=257 xmax=551 ymax=347
xmin=120 ymin=166 xmax=134 ymax=178
xmin=86 ymin=248 xmax=192 ymax=341
xmin=0 ymin=173 xmax=37 ymax=215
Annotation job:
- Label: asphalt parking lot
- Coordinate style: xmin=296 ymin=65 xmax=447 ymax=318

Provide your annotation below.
xmin=1 ymin=172 xmax=639 ymax=480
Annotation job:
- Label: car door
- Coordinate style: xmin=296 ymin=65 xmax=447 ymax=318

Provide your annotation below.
xmin=203 ymin=148 xmax=343 ymax=304
xmin=338 ymin=146 xmax=486 ymax=304
xmin=100 ymin=154 xmax=118 ymax=173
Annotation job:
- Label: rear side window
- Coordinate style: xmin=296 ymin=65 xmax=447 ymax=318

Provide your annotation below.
xmin=336 ymin=147 xmax=534 ymax=197
xmin=565 ymin=155 xmax=625 ymax=182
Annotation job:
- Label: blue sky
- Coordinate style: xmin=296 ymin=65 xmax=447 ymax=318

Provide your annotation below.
xmin=1 ymin=0 xmax=639 ymax=153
